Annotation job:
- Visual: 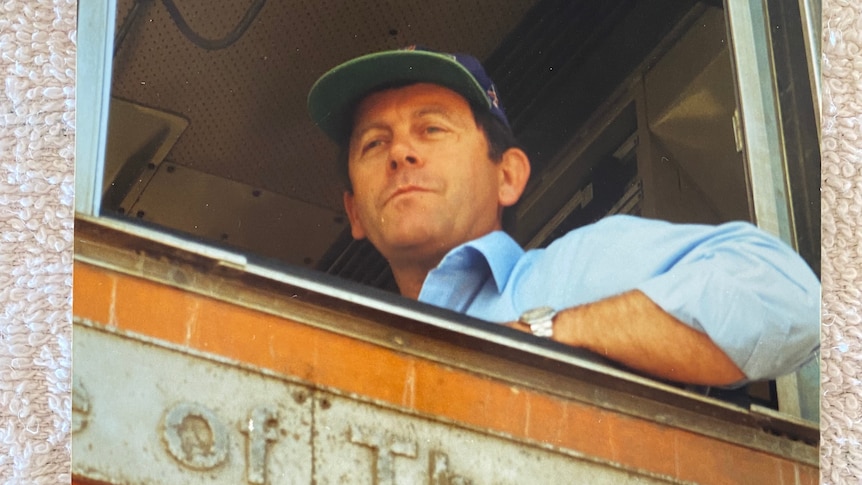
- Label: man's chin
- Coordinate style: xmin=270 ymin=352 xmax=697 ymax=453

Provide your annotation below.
xmin=374 ymin=230 xmax=450 ymax=261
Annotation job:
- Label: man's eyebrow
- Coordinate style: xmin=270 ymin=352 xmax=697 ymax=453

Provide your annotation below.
xmin=415 ymin=105 xmax=473 ymax=130
xmin=352 ymin=104 xmax=462 ymax=142
xmin=352 ymin=120 xmax=388 ymax=139
xmin=414 ymin=105 xmax=457 ymax=120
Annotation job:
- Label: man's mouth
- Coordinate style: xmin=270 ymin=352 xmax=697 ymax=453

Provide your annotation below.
xmin=386 ymin=185 xmax=430 ymax=204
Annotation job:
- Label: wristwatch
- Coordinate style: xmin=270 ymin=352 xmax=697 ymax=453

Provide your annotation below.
xmin=518 ymin=306 xmax=556 ymax=338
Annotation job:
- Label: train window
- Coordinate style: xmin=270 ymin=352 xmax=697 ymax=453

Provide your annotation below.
xmin=76 ymin=0 xmax=820 ymax=420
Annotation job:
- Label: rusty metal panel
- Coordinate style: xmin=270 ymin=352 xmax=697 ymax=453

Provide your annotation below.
xmin=123 ymin=160 xmax=347 ymax=268
xmin=110 ymin=0 xmax=538 ymax=213
xmin=73 ymin=323 xmax=679 ymax=484
xmin=102 ymin=98 xmax=189 ymax=210
xmin=312 ymin=392 xmax=675 ymax=485
xmin=641 ymin=7 xmax=750 ymax=223
xmin=73 ymin=324 xmax=314 ymax=484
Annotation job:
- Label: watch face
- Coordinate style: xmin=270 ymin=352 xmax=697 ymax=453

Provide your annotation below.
xmin=521 ymin=306 xmax=556 ymax=323
xmin=520 ymin=306 xmax=556 ymax=338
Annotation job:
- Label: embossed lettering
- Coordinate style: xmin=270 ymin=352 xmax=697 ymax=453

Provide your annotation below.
xmin=241 ymin=405 xmax=279 ymax=484
xmin=162 ymin=402 xmax=230 ymax=470
xmin=72 ymin=376 xmax=90 ymax=434
xmin=430 ymin=451 xmax=472 ymax=485
xmin=349 ymin=425 xmax=418 ymax=485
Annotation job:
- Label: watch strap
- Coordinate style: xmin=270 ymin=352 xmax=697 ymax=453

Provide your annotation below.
xmin=518 ymin=306 xmax=556 ymax=338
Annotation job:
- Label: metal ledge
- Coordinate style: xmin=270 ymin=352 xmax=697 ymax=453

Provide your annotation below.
xmin=73 ymin=214 xmax=819 ymax=463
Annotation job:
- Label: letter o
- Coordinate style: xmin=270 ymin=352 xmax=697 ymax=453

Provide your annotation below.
xmin=162 ymin=402 xmax=230 ymax=470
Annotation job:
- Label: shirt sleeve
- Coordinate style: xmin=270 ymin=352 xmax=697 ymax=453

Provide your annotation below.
xmin=543 ymin=216 xmax=821 ymax=382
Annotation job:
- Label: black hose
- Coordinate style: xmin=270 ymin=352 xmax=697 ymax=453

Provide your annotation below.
xmin=114 ymin=0 xmax=153 ymax=56
xmin=161 ymin=0 xmax=268 ymax=51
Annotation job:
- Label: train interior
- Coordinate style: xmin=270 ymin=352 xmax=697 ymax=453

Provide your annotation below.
xmin=97 ymin=0 xmax=819 ymax=414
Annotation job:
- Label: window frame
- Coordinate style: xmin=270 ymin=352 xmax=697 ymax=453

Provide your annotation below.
xmin=75 ymin=0 xmax=820 ymax=426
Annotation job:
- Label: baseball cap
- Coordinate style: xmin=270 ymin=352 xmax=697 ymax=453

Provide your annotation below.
xmin=307 ymin=45 xmax=509 ymax=142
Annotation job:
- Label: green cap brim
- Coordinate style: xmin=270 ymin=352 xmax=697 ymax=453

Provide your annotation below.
xmin=307 ymin=50 xmax=490 ymax=142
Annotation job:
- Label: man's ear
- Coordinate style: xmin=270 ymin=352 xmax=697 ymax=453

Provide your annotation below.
xmin=497 ymin=147 xmax=531 ymax=207
xmin=343 ymin=191 xmax=367 ymax=240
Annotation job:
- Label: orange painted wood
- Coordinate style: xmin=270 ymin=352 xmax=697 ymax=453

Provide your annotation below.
xmin=72 ymin=261 xmax=817 ymax=484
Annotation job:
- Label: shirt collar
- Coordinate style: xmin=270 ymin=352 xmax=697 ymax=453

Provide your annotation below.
xmin=448 ymin=230 xmax=524 ymax=292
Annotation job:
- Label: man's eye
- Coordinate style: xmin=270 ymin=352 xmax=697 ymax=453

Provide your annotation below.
xmin=362 ymin=139 xmax=384 ymax=152
xmin=424 ymin=126 xmax=445 ymax=134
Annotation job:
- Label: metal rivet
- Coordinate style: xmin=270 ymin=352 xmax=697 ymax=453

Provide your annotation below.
xmin=292 ymin=390 xmax=308 ymax=405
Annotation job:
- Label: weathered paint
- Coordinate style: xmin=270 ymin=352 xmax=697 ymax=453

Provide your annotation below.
xmin=73 ymin=324 xmax=678 ymax=484
xmin=71 ymin=221 xmax=819 ymax=485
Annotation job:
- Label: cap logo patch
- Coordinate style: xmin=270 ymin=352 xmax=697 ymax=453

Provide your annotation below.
xmin=487 ymin=85 xmax=500 ymax=109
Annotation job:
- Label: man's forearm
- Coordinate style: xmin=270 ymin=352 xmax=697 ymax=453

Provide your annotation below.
xmin=552 ymin=290 xmax=745 ymax=386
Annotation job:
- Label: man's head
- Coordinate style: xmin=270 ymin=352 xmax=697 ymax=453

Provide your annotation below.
xmin=308 ymin=46 xmax=511 ymax=146
xmin=307 ymin=47 xmax=530 ymax=273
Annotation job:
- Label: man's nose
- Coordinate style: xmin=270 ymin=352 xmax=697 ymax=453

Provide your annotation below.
xmin=388 ymin=136 xmax=421 ymax=171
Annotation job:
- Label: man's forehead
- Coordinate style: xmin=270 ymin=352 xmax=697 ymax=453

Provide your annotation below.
xmin=358 ymin=83 xmax=470 ymax=111
xmin=351 ymin=83 xmax=471 ymax=129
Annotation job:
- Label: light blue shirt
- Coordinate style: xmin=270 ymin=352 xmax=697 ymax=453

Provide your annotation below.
xmin=418 ymin=215 xmax=820 ymax=382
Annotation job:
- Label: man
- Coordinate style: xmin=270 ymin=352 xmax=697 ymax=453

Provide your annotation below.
xmin=307 ymin=47 xmax=820 ymax=387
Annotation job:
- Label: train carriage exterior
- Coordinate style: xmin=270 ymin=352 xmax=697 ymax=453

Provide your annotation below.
xmin=74 ymin=1 xmax=822 ymax=483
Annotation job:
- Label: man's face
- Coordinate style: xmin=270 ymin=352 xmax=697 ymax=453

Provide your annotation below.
xmin=343 ymin=83 xmax=511 ymax=267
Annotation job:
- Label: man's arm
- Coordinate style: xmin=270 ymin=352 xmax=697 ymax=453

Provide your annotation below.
xmin=505 ymin=217 xmax=820 ymax=384
xmin=548 ymin=290 xmax=745 ymax=386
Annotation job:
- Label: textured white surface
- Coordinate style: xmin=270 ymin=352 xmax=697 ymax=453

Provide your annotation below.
xmin=822 ymin=0 xmax=862 ymax=483
xmin=0 ymin=1 xmax=75 ymax=483
xmin=0 ymin=0 xmax=859 ymax=482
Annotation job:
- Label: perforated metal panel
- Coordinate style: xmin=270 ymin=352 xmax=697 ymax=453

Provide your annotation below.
xmin=105 ymin=0 xmax=740 ymax=284
xmin=110 ymin=0 xmax=538 ymax=213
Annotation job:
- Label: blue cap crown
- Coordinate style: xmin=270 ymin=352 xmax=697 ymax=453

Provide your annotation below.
xmin=308 ymin=46 xmax=510 ymax=141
